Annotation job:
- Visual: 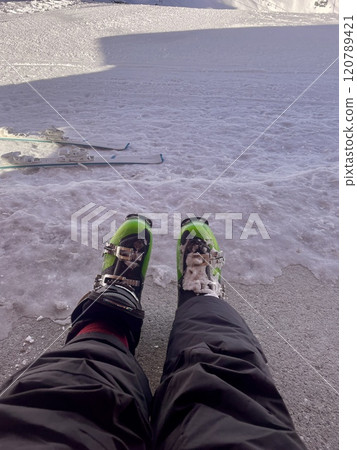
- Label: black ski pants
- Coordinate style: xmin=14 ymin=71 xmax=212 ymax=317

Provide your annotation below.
xmin=0 ymin=296 xmax=307 ymax=449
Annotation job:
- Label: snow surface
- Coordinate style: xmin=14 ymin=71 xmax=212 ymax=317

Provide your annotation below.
xmin=0 ymin=1 xmax=338 ymax=337
xmin=0 ymin=0 xmax=340 ymax=15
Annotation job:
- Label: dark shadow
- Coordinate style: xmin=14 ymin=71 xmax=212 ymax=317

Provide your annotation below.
xmin=0 ymin=24 xmax=338 ymax=137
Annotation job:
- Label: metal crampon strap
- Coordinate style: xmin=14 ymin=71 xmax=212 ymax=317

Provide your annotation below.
xmin=211 ymin=250 xmax=225 ymax=269
xmin=96 ymin=274 xmax=141 ymax=288
xmin=195 ymin=250 xmax=225 ymax=269
xmin=103 ymin=243 xmax=144 ymax=262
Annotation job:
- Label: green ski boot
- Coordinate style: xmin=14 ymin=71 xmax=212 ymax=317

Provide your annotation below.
xmin=68 ymin=214 xmax=152 ymax=352
xmin=177 ymin=217 xmax=225 ymax=305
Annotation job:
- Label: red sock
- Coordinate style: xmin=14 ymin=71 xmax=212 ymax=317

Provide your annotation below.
xmin=77 ymin=321 xmax=128 ymax=348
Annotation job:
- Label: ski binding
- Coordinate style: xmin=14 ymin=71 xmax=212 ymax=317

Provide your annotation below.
xmin=0 ymin=149 xmax=164 ymax=169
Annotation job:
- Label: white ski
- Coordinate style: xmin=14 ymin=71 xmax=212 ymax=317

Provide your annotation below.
xmin=0 ymin=136 xmax=130 ymax=152
xmin=0 ymin=149 xmax=164 ymax=169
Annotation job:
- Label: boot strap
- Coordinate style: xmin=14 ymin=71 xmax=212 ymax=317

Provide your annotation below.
xmin=95 ymin=274 xmax=141 ymax=288
xmin=193 ymin=251 xmax=225 ymax=268
xmin=103 ymin=243 xmax=143 ymax=262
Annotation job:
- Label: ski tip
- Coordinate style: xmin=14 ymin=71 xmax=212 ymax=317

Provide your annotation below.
xmin=160 ymin=154 xmax=164 ymax=163
xmin=124 ymin=143 xmax=130 ymax=150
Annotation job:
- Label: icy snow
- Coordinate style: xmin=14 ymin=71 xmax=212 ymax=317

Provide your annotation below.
xmin=24 ymin=335 xmax=35 ymax=344
xmin=0 ymin=1 xmax=338 ymax=337
xmin=126 ymin=0 xmax=339 ymax=14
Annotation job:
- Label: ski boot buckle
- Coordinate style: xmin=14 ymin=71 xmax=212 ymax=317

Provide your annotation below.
xmin=95 ymin=273 xmax=141 ymax=289
xmin=103 ymin=243 xmax=144 ymax=262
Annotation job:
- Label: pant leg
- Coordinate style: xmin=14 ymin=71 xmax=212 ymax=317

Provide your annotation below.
xmin=0 ymin=333 xmax=152 ymax=450
xmin=151 ymin=296 xmax=307 ymax=450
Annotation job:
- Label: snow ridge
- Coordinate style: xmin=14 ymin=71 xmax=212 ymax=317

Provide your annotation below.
xmin=0 ymin=0 xmax=339 ymax=15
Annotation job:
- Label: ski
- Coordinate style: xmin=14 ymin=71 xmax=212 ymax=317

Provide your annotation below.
xmin=0 ymin=136 xmax=130 ymax=152
xmin=0 ymin=150 xmax=163 ymax=169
